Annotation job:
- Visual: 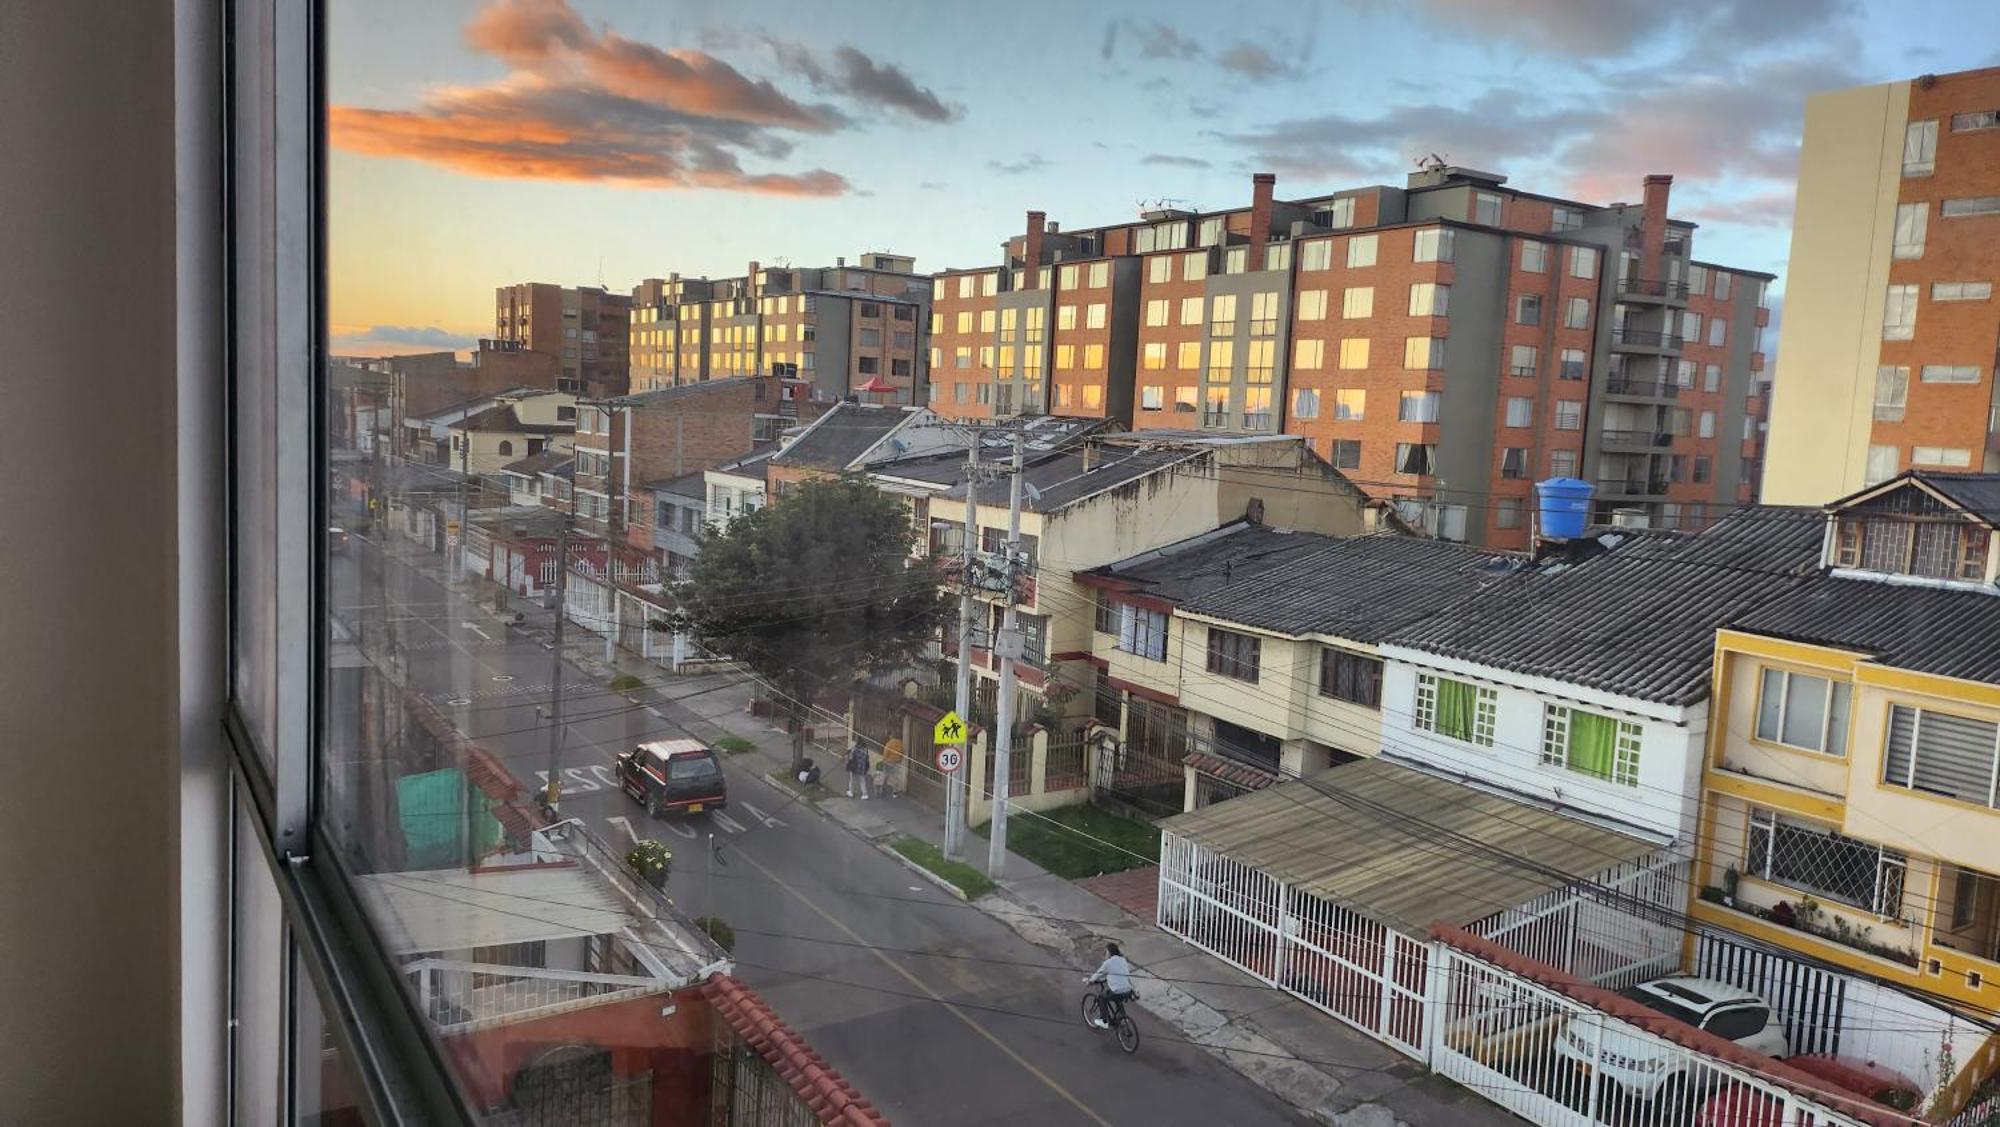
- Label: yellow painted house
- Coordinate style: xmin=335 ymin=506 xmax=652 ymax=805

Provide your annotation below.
xmin=1692 ymin=471 xmax=2000 ymax=1016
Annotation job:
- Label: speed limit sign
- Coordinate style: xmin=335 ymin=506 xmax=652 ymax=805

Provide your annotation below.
xmin=935 ymin=745 xmax=963 ymax=774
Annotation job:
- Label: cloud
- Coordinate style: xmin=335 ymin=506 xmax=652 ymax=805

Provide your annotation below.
xmin=331 ymin=324 xmax=481 ymax=352
xmin=1680 ymin=190 xmax=1796 ymax=228
xmin=988 ymin=154 xmax=1049 ymax=175
xmin=1216 ymin=43 xmax=1291 ymax=81
xmin=781 ymin=44 xmax=961 ymax=122
xmin=1211 ymin=88 xmax=1601 ymax=181
xmin=1141 ymin=153 xmax=1211 ymax=169
xmin=1384 ymin=0 xmax=1854 ymax=58
xmin=1122 ymin=19 xmax=1201 ymax=60
xmin=332 ymin=0 xmax=850 ymax=193
xmin=918 ymin=180 xmax=948 ymax=190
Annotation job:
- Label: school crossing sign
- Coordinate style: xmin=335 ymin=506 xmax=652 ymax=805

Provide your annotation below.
xmin=933 ymin=710 xmax=967 ymax=745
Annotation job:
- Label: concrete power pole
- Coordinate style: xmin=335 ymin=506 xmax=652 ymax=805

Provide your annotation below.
xmin=944 ymin=442 xmax=978 ymax=859
xmin=544 ymin=512 xmax=572 ymax=810
xmin=986 ymin=433 xmax=1026 ymax=880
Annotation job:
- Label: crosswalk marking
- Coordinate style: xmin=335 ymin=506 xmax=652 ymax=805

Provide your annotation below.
xmin=711 ymin=811 xmax=749 ymax=835
xmin=739 ymin=800 xmax=786 ymax=829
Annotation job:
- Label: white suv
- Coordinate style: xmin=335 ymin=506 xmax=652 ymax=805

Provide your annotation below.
xmin=1554 ymin=976 xmax=1788 ymax=1102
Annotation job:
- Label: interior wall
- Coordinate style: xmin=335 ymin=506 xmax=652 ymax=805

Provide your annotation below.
xmin=0 ymin=0 xmax=185 ymax=1119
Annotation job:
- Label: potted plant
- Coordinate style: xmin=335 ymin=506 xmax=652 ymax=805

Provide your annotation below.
xmin=1722 ymin=866 xmax=1740 ymax=908
xmin=625 ymin=839 xmax=673 ymax=890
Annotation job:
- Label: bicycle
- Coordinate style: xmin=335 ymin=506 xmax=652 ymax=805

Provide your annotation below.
xmin=1080 ymin=979 xmax=1141 ymax=1053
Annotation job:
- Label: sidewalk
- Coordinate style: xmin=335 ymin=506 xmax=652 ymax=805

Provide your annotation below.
xmin=401 ymin=542 xmax=1511 ymax=1126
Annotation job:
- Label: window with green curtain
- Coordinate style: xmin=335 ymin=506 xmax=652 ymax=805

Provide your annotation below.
xmin=1436 ymin=678 xmax=1477 ymax=741
xmin=1567 ymin=710 xmax=1619 ymax=781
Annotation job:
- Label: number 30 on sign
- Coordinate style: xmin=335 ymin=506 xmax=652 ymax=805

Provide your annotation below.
xmin=934 ymin=746 xmax=963 ymax=774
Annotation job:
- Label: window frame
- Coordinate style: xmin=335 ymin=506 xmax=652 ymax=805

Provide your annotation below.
xmin=1204 ymin=627 xmax=1262 ymax=682
xmin=1754 ymin=667 xmax=1851 ymax=756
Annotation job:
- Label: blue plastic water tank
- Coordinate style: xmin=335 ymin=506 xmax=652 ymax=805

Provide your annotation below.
xmin=1536 ymin=477 xmax=1595 ymax=540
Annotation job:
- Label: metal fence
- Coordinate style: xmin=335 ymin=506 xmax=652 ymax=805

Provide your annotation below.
xmin=1430 ymin=943 xmax=1871 ymax=1127
xmin=1467 ymin=852 xmax=1690 ymax=989
xmin=710 ymin=1039 xmax=822 ymax=1127
xmin=406 ymin=959 xmax=666 ymax=1034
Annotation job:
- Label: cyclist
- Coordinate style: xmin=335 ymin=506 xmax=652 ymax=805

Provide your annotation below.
xmin=1085 ymin=941 xmax=1135 ymax=1028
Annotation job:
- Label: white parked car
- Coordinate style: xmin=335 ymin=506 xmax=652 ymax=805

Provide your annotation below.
xmin=1553 ymin=976 xmax=1788 ymax=1102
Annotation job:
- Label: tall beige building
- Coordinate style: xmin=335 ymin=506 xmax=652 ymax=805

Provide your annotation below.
xmin=1762 ymin=66 xmax=2000 ymax=504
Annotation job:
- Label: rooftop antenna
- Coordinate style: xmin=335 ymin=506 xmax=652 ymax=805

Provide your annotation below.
xmin=597 ymin=255 xmax=606 ymax=290
xmin=1417 ymin=152 xmax=1449 ymax=172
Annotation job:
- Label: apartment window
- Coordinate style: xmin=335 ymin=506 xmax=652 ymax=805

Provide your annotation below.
xmin=1319 ymin=648 xmax=1383 ymax=707
xmin=1149 ymin=256 xmax=1173 ymax=284
xmin=1392 ymin=389 xmax=1440 ymax=419
xmin=1560 ymin=348 xmax=1586 ymax=381
xmin=1500 ymin=446 xmax=1528 ymax=479
xmin=1521 ymin=242 xmax=1548 ymax=273
xmin=1051 ymin=264 xmax=1076 ymax=291
xmin=1693 ymin=410 xmax=1713 ymax=438
xmin=1540 ymin=705 xmax=1641 ymax=786
xmin=1932 ymin=281 xmax=1993 ymax=301
xmin=1681 ymin=311 xmax=1702 ymax=342
xmin=1414 ymin=673 xmax=1496 ymax=746
xmin=1504 ymin=397 xmax=1533 ymax=428
xmin=1405 ymin=337 xmax=1444 ymax=369
xmin=1083 ymin=344 xmax=1105 ymax=370
xmin=978 ymin=309 xmax=997 ymax=335
xmin=1552 ymin=206 xmax=1584 ymax=232
xmin=1954 ymin=109 xmax=2000 ymax=132
xmin=1472 ymin=191 xmax=1503 ymax=226
xmin=1563 ymin=297 xmax=1590 ymax=329
xmin=1205 ymin=628 xmax=1262 ymax=682
xmin=954 ymin=381 xmax=973 ymax=404
xmin=857 ymin=356 xmax=880 ymax=376
xmin=1146 ymin=298 xmax=1170 ymax=327
xmin=982 ymin=273 xmax=1000 ymax=296
xmin=1053 ymin=344 xmax=1074 ymax=370
xmin=1873 ymin=366 xmax=1909 ymax=421
xmin=1883 ymin=285 xmax=1918 ymax=340
xmin=1129 ymin=341 xmax=1162 ymax=372
xmin=1332 ymin=439 xmax=1362 ymax=469
xmin=1549 ymin=449 xmax=1578 ymax=478
xmin=1510 ymin=344 xmax=1539 ymax=376
xmin=1746 ymin=810 xmax=1906 ymax=916
xmin=1693 ymin=456 xmax=1711 ymax=484
xmin=1183 ymin=250 xmax=1209 ymax=281
xmin=1023 ymin=306 xmax=1044 ymax=343
xmin=1087 ymin=262 xmax=1110 ymax=288
xmin=1517 ymin=294 xmax=1542 ymax=325
xmin=1176 ymin=341 xmax=1202 ymax=370
xmin=1317 ymin=197 xmax=1357 ymax=228
xmin=1246 ymin=342 xmax=1276 ymax=389
xmin=1674 ymin=359 xmax=1696 ymax=389
xmin=1884 ymin=705 xmax=2000 ymax=809
xmin=1707 ymin=318 xmax=1727 ymax=347
xmin=1300 ymin=241 xmax=1333 ymax=271
xmin=1175 ymin=386 xmax=1199 ymax=413
xmin=1408 ymin=282 xmax=1448 ymax=317
xmin=1568 ymin=246 xmax=1598 ymax=280
xmin=1295 ymin=289 xmax=1329 ymax=321
xmin=1913 ymin=446 xmax=1974 ymax=468
xmin=1904 ymin=119 xmax=1939 ymax=175
xmin=1209 ymin=294 xmax=1237 ymax=335
xmin=1703 ymin=363 xmax=1721 ymax=392
xmin=859 ymin=327 xmax=882 ymax=348
xmin=1170 ymin=296 xmax=1200 ymax=327
xmin=1554 ymin=400 xmax=1583 ymax=430
xmin=1054 ymin=382 xmax=1073 ymax=410
xmin=953 ymin=310 xmax=972 ymax=334
xmin=1921 ymin=364 xmax=1981 ymax=384
xmin=1342 ymin=286 xmax=1374 ymax=319
xmin=1412 ymin=228 xmax=1453 ymax=263
xmin=1205 ymin=340 xmax=1232 ymax=382
xmin=1286 ymin=386 xmax=1320 ymax=419
xmin=1756 ymin=668 xmax=1852 ymax=755
xmin=1893 ymin=202 xmax=1929 ymax=259
xmin=1942 ymin=196 xmax=2000 ymax=217
xmin=1714 ymin=273 xmax=1732 ymax=301
xmin=1294 ymin=339 xmax=1325 ymax=369
xmin=1250 ymin=292 xmax=1280 ymax=335
xmin=1347 ymin=234 xmax=1378 ymax=268
xmin=1053 ymin=305 xmax=1076 ymax=333
xmin=1084 ymin=303 xmax=1106 ymax=330
xmin=1396 ymin=442 xmax=1435 ymax=475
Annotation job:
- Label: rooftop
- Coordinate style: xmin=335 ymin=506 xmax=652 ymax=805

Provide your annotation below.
xmin=710 ymin=441 xmax=781 ymax=483
xmin=769 ymin=402 xmax=920 ymax=471
xmin=500 ymin=449 xmax=573 ymax=477
xmin=451 ymin=402 xmax=573 ymax=435
xmin=1388 ymin=506 xmax=1825 ymax=706
xmin=1161 ymin=757 xmax=1659 ymax=936
xmin=1080 ymin=521 xmax=1341 ymax=605
xmin=605 ymin=377 xmax=779 ymax=408
xmin=1181 ymin=533 xmax=1510 ymax=643
xmin=1834 ymin=470 xmax=2000 ymax=525
xmin=936 ymin=444 xmax=1207 ymax=513
xmin=644 ymin=470 xmax=709 ymax=500
xmin=1730 ymin=574 xmax=2000 ymax=686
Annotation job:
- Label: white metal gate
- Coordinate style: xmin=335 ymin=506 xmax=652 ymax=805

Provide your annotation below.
xmin=1467 ymin=851 xmax=1689 ymax=989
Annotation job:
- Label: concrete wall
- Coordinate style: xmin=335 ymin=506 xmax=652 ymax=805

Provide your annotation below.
xmin=1761 ymin=79 xmax=1910 ymax=504
xmin=1434 ymin=228 xmax=1506 ymax=518
xmin=1 ymin=0 xmax=189 ymax=1118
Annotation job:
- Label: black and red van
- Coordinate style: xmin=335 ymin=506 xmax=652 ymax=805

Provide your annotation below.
xmin=616 ymin=738 xmax=727 ymax=817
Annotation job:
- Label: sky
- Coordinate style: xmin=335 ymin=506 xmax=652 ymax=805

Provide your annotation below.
xmin=329 ymin=0 xmax=2000 ymax=356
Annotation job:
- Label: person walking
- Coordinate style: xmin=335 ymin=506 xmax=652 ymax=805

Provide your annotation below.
xmin=878 ymin=736 xmax=905 ymax=797
xmin=844 ymin=741 xmax=872 ymax=799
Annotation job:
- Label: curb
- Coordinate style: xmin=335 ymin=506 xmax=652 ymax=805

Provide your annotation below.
xmin=876 ymin=842 xmax=972 ymax=902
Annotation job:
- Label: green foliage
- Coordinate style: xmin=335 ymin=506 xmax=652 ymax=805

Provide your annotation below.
xmin=974 ymin=803 xmax=1160 ymax=879
xmin=694 ymin=916 xmax=736 ymax=952
xmin=608 ymin=673 xmax=644 ymax=692
xmin=673 ymin=475 xmax=951 ymax=761
xmin=893 ymin=837 xmax=996 ymax=899
xmin=713 ymin=734 xmax=756 ymax=756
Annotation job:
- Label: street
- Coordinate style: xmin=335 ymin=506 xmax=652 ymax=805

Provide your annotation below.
xmin=332 ymin=532 xmax=1310 ymax=1126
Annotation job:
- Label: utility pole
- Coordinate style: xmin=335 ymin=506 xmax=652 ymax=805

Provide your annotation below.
xmin=544 ymin=511 xmax=572 ymax=810
xmin=944 ymin=442 xmax=978 ymax=859
xmin=987 ymin=433 xmax=1025 ymax=880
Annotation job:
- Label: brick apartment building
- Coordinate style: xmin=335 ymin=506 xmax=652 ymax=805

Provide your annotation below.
xmin=626 ymin=253 xmax=931 ymax=405
xmin=928 ymin=169 xmax=1774 ymax=547
xmin=337 ymin=341 xmax=559 ymax=460
xmin=1763 ymin=65 xmax=2000 ymax=503
xmin=494 ymin=281 xmax=633 ymax=398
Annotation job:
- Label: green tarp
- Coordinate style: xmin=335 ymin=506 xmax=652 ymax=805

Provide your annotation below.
xmin=397 ymin=768 xmax=505 ymax=869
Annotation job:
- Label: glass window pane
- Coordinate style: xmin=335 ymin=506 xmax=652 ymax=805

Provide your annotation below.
xmin=1756 ymin=668 xmax=1783 ymax=741
xmin=235 ymin=789 xmax=285 ymax=1124
xmin=1780 ymin=674 xmax=1827 ymax=749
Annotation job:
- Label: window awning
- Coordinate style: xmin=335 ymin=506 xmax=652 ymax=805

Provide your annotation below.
xmin=1159 ymin=757 xmax=1660 ymax=935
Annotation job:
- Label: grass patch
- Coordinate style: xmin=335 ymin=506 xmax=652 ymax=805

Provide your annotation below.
xmin=713 ymin=734 xmax=756 ymax=756
xmin=768 ymin=770 xmax=826 ymax=801
xmin=607 ymin=673 xmax=644 ymax=692
xmin=892 ymin=837 xmax=996 ymax=900
xmin=974 ymin=803 xmax=1159 ymax=879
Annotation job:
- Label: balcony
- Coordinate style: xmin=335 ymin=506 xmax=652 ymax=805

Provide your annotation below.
xmin=1611 ymin=327 xmax=1683 ymax=352
xmin=1616 ymin=276 xmax=1690 ymax=302
xmin=1596 ymin=476 xmax=1670 ymax=497
xmin=1600 ymin=428 xmax=1673 ymax=451
xmin=1605 ymin=377 xmax=1679 ymax=400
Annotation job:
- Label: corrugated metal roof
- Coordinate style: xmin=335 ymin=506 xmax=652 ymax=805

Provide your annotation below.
xmin=357 ymin=867 xmax=631 ymax=954
xmin=1914 ymin=472 xmax=2000 ymax=523
xmin=1161 ymin=758 xmax=1657 ymax=935
xmin=1181 ymin=533 xmax=1511 ymax=641
xmin=1084 ymin=522 xmax=1342 ymax=604
xmin=769 ymin=403 xmax=917 ymax=470
xmin=1731 ymin=574 xmax=2000 ymax=685
xmin=1390 ymin=506 xmax=1824 ymax=705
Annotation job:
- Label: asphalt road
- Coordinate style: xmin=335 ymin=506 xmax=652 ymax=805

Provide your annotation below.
xmin=332 ymin=532 xmax=1309 ymax=1126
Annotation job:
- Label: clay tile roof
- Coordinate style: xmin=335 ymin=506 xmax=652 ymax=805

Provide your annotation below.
xmin=703 ymin=974 xmax=891 ymax=1125
xmin=1183 ymin=751 xmax=1277 ymax=792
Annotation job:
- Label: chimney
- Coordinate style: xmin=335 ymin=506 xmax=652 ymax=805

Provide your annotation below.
xmin=1024 ymin=211 xmax=1047 ymax=288
xmin=1081 ymin=439 xmax=1098 ymax=471
xmin=1247 ymin=173 xmax=1277 ymax=271
xmin=836 ymin=255 xmax=845 ymax=267
xmin=1640 ymin=174 xmax=1672 ymax=274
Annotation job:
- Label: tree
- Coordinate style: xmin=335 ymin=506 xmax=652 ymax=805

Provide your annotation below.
xmin=672 ymin=474 xmax=951 ymax=769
